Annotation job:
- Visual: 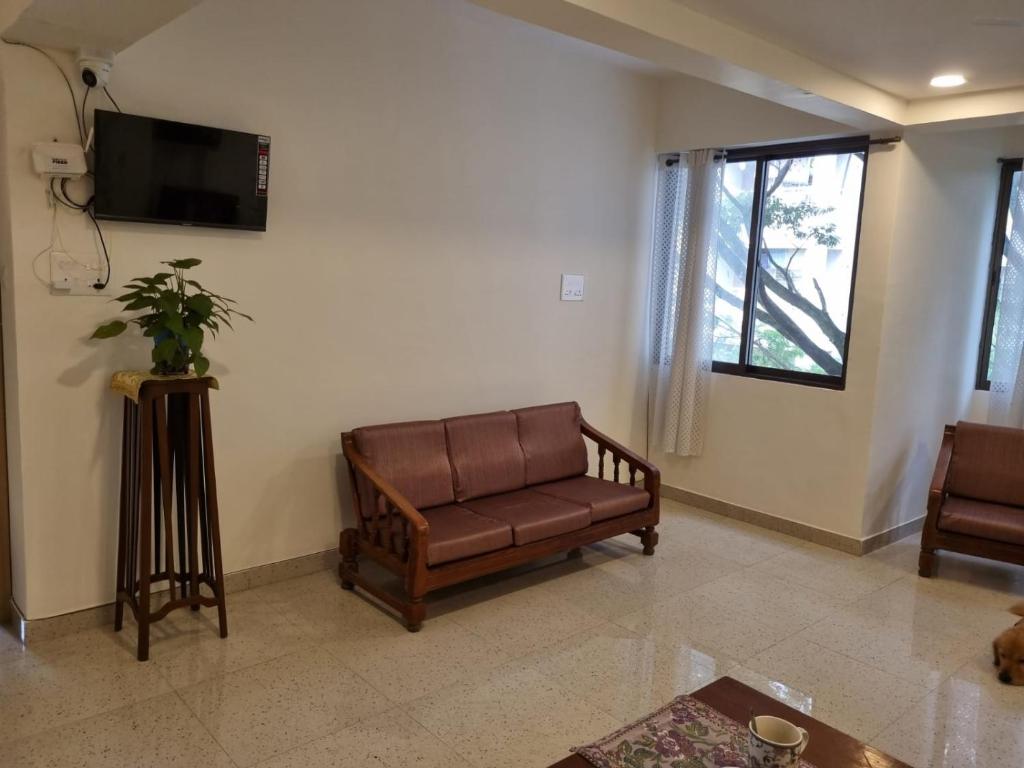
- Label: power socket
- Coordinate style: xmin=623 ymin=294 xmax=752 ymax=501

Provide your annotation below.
xmin=49 ymin=251 xmax=109 ymax=295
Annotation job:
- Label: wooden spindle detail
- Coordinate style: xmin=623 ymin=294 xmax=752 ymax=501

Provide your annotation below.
xmin=613 ymin=455 xmax=621 ymax=483
xmin=629 ymin=466 xmax=637 ymax=487
xmin=598 ymin=445 xmax=606 ymax=479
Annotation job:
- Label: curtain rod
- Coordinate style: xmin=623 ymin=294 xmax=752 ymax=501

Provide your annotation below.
xmin=663 ymin=135 xmax=900 ymax=167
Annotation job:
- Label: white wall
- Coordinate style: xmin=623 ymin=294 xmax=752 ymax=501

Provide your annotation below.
xmin=863 ymin=126 xmax=1024 ymax=536
xmin=655 ymin=74 xmax=1024 ymax=541
xmin=654 ymin=74 xmax=902 ymax=540
xmin=657 ymin=75 xmax=853 ymax=153
xmin=0 ymin=0 xmax=658 ymax=619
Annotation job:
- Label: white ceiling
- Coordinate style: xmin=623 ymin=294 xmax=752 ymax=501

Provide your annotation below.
xmin=673 ymin=0 xmax=1024 ymax=99
xmin=4 ymin=0 xmax=202 ymax=53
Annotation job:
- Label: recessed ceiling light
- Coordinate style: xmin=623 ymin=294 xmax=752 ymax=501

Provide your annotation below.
xmin=930 ymin=73 xmax=966 ymax=88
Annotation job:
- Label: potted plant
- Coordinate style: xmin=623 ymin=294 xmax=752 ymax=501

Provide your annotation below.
xmin=91 ymin=258 xmax=252 ymax=377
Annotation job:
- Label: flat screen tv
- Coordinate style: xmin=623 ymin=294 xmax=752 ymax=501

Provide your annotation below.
xmin=93 ymin=110 xmax=269 ymax=231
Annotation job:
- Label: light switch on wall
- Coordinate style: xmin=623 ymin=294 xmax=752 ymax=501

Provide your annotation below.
xmin=560 ymin=273 xmax=584 ymax=301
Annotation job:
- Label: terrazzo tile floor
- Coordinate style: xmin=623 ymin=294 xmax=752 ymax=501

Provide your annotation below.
xmin=3 ymin=499 xmax=1024 ymax=767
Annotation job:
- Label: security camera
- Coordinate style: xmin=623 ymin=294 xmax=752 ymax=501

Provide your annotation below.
xmin=76 ymin=48 xmax=114 ymax=89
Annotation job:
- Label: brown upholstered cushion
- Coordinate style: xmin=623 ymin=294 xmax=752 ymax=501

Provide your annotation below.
xmin=513 ymin=402 xmax=588 ymax=485
xmin=421 ymin=504 xmax=513 ymax=565
xmin=444 ymin=412 xmax=526 ymax=502
xmin=352 ymin=421 xmax=455 ymax=515
xmin=948 ymin=421 xmax=1024 ymax=507
xmin=461 ymin=489 xmax=590 ymax=545
xmin=938 ymin=496 xmax=1024 ymax=547
xmin=532 ymin=475 xmax=650 ymax=522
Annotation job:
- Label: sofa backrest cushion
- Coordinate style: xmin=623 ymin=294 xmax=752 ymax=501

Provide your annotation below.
xmin=444 ymin=411 xmax=526 ymax=502
xmin=352 ymin=420 xmax=455 ymax=515
xmin=513 ymin=402 xmax=588 ymax=485
xmin=948 ymin=420 xmax=1024 ymax=507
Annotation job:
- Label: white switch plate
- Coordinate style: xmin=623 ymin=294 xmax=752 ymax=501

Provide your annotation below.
xmin=560 ymin=273 xmax=584 ymax=301
xmin=50 ymin=251 xmax=109 ymax=295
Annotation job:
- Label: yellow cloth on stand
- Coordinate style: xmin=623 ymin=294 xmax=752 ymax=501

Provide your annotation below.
xmin=110 ymin=370 xmax=220 ymax=403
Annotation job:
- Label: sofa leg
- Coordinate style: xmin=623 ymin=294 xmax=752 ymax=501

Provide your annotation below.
xmin=641 ymin=526 xmax=658 ymax=556
xmin=340 ymin=529 xmax=359 ymax=590
xmin=918 ymin=549 xmax=936 ymax=578
xmin=567 ymin=547 xmax=583 ymax=559
xmin=406 ymin=598 xmax=425 ymax=633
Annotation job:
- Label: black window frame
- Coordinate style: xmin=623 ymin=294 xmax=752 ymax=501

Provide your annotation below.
xmin=708 ymin=135 xmax=870 ymax=391
xmin=976 ymin=157 xmax=1023 ymax=391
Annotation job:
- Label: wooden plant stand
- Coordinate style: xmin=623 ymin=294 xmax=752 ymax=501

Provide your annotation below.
xmin=112 ymin=373 xmax=228 ymax=661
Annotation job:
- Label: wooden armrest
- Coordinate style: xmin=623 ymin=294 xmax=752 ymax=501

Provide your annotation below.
xmin=341 ymin=434 xmax=429 ymax=536
xmin=927 ymin=425 xmax=955 ymax=515
xmin=581 ymin=418 xmax=660 ymax=494
xmin=929 ymin=426 xmax=955 ymax=494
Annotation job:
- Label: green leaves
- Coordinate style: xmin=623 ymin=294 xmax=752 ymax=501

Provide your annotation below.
xmin=182 ymin=327 xmax=203 ymax=353
xmin=186 ymin=293 xmax=214 ymax=318
xmin=163 ymin=310 xmax=186 ymax=336
xmin=193 ymin=354 xmax=210 ymax=377
xmin=152 ymin=338 xmax=180 ymax=364
xmin=91 ymin=320 xmax=127 ymax=339
xmin=164 ymin=258 xmax=202 ymax=269
xmin=91 ymin=258 xmax=249 ymax=377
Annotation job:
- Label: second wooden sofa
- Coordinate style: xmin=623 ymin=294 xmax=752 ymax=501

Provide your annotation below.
xmin=340 ymin=402 xmax=659 ymax=630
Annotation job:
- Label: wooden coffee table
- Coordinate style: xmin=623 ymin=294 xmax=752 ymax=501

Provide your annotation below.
xmin=548 ymin=676 xmax=912 ymax=768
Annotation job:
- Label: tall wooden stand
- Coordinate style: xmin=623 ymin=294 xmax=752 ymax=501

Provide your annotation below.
xmin=113 ymin=375 xmax=228 ymax=661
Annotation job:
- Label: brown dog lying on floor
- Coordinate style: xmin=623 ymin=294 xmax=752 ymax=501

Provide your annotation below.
xmin=994 ymin=604 xmax=1024 ymax=685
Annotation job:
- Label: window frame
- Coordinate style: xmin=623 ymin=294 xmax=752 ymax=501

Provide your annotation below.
xmin=975 ymin=157 xmax=1023 ymax=391
xmin=710 ymin=135 xmax=871 ymax=390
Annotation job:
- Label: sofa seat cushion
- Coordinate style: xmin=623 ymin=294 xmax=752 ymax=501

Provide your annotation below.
xmin=444 ymin=411 xmax=527 ymax=502
xmin=938 ymin=495 xmax=1024 ymax=547
xmin=532 ymin=475 xmax=650 ymax=522
xmin=461 ymin=490 xmax=590 ymax=545
xmin=422 ymin=505 xmax=514 ymax=566
xmin=513 ymin=402 xmax=588 ymax=485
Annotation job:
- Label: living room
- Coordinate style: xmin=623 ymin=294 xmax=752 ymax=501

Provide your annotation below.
xmin=0 ymin=0 xmax=1022 ymax=766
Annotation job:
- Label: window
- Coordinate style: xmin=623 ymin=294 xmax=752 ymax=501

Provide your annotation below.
xmin=976 ymin=158 xmax=1024 ymax=390
xmin=711 ymin=138 xmax=868 ymax=388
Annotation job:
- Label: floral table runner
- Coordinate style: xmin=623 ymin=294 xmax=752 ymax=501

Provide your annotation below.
xmin=573 ymin=694 xmax=816 ymax=768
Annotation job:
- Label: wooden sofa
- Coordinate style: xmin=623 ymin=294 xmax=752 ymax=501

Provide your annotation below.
xmin=920 ymin=421 xmax=1024 ymax=577
xmin=340 ymin=402 xmax=659 ymax=630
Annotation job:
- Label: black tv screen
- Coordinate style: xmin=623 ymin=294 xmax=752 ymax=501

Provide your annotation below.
xmin=93 ymin=110 xmax=269 ymax=231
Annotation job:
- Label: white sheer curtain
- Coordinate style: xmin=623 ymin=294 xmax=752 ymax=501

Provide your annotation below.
xmin=989 ymin=171 xmax=1024 ymax=426
xmin=648 ymin=149 xmax=724 ymax=456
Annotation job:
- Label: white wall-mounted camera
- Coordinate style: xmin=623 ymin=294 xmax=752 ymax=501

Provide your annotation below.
xmin=76 ymin=48 xmax=114 ymax=89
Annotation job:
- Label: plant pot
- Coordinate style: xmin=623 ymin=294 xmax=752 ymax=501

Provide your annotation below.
xmin=152 ymin=331 xmax=191 ymax=376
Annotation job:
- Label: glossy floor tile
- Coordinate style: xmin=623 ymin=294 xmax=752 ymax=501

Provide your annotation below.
xmin=405 ymin=662 xmax=621 ymax=768
xmin=525 ymin=622 xmax=728 ymax=721
xmin=615 ymin=568 xmax=843 ymax=659
xmin=5 ymin=693 xmax=235 ymax=768
xmin=872 ymin=653 xmax=1024 ymax=768
xmin=741 ymin=634 xmax=928 ymax=741
xmin=253 ymin=709 xmax=469 ymax=768
xmin=178 ymin=645 xmax=392 ymax=766
xmin=0 ymin=627 xmax=172 ymax=741
xmin=323 ymin=614 xmax=512 ymax=703
xmin=4 ymin=498 xmax=1024 ymax=767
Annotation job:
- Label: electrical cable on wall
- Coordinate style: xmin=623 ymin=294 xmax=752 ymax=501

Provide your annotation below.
xmin=1 ymin=38 xmax=84 ymax=143
xmin=7 ymin=38 xmax=121 ymax=291
xmin=103 ymin=87 xmax=122 ymax=113
xmin=80 ymin=87 xmax=90 ymax=143
xmin=50 ymin=177 xmax=111 ymax=289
